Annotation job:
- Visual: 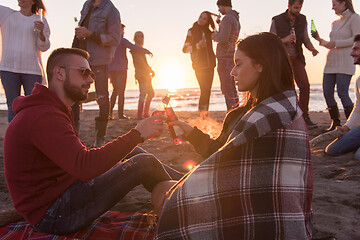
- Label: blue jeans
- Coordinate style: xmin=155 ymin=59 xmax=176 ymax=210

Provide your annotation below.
xmin=323 ymin=73 xmax=353 ymax=108
xmin=217 ymin=58 xmax=239 ymax=110
xmin=0 ymin=71 xmax=42 ymax=122
xmin=325 ymin=126 xmax=360 ymax=160
xmin=33 ymin=147 xmax=183 ymax=235
xmin=109 ymin=70 xmax=127 ymax=117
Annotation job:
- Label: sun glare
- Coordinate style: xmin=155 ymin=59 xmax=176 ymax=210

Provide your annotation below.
xmin=157 ymin=63 xmax=185 ymax=91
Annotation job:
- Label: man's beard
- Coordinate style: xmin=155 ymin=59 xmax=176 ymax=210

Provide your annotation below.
xmin=64 ymin=76 xmax=89 ymax=102
xmin=289 ymin=10 xmax=299 ymax=17
xmin=355 ymin=58 xmax=360 ymax=65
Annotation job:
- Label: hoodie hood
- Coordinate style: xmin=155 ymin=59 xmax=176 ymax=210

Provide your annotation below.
xmin=13 ymin=83 xmax=70 ymax=116
xmin=227 ymin=10 xmax=239 ymax=20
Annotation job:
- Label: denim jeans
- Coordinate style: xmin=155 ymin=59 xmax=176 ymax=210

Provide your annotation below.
xmin=325 ymin=126 xmax=360 ymax=160
xmin=109 ymin=70 xmax=127 ymax=117
xmin=195 ymin=67 xmax=214 ymax=111
xmin=0 ymin=71 xmax=42 ymax=122
xmin=33 ymin=147 xmax=183 ymax=235
xmin=323 ymin=73 xmax=353 ymax=108
xmin=217 ymin=58 xmax=239 ymax=110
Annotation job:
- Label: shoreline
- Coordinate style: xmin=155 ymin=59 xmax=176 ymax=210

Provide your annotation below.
xmin=0 ymin=110 xmax=359 ymax=239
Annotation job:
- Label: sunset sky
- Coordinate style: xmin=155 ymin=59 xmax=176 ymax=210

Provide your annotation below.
xmin=2 ymin=0 xmax=360 ymax=91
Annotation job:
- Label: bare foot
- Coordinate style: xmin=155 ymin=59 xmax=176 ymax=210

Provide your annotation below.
xmin=151 ymin=180 xmax=177 ymax=214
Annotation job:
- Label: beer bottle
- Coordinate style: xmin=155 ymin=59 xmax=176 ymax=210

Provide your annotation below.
xmin=311 ymin=20 xmax=318 ymax=38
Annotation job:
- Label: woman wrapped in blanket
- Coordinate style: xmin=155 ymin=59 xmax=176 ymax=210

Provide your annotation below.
xmin=154 ymin=32 xmax=313 ymax=239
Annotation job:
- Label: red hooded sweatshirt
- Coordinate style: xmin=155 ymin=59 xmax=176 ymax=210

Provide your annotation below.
xmin=4 ymin=84 xmax=143 ymax=225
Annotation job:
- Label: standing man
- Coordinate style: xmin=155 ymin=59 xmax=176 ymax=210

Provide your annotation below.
xmin=4 ymin=48 xmax=181 ymax=235
xmin=73 ymin=0 xmax=121 ymax=146
xmin=325 ymin=34 xmax=360 ymax=159
xmin=270 ymin=0 xmax=319 ymax=128
xmin=212 ymin=0 xmax=240 ymax=111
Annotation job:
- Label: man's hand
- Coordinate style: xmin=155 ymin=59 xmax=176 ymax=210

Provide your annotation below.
xmin=211 ymin=32 xmax=218 ymax=41
xmin=283 ymin=34 xmax=296 ymax=45
xmin=135 ymin=115 xmax=166 ymax=139
xmin=336 ymin=125 xmax=350 ymax=135
xmin=325 ymin=41 xmax=336 ymax=49
xmin=312 ymin=49 xmax=319 ymax=56
xmin=75 ymin=26 xmax=92 ymax=39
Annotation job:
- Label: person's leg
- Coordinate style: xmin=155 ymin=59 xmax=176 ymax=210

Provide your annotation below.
xmin=325 ymin=126 xmax=360 ymax=156
xmin=291 ymin=58 xmax=310 ymax=119
xmin=143 ymin=77 xmax=155 ymax=118
xmin=92 ymin=65 xmax=110 ymax=146
xmin=137 ymin=78 xmax=147 ymax=119
xmin=335 ymin=74 xmax=353 ymax=109
xmin=217 ymin=58 xmax=239 ymax=110
xmin=323 ymin=73 xmax=337 ymax=108
xmin=117 ymin=70 xmax=128 ymax=119
xmin=195 ymin=68 xmax=214 ymax=112
xmin=21 ymin=73 xmax=43 ymax=95
xmin=33 ymin=153 xmax=179 ymax=235
xmin=109 ymin=71 xmax=120 ymax=119
xmin=0 ymin=71 xmax=22 ymax=123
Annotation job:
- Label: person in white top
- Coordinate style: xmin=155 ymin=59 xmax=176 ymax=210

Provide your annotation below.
xmin=0 ymin=0 xmax=50 ymax=123
xmin=313 ymin=0 xmax=360 ymax=132
xmin=325 ymin=34 xmax=360 ymax=160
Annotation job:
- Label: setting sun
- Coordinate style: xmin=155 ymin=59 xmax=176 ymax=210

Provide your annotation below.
xmin=157 ymin=63 xmax=185 ymax=91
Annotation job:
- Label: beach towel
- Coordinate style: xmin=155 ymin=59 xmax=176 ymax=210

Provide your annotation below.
xmin=156 ymin=90 xmax=313 ymax=239
xmin=0 ymin=211 xmax=154 ymax=240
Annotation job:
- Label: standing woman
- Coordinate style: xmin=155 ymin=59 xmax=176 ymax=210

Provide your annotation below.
xmin=0 ymin=0 xmax=50 ymax=123
xmin=130 ymin=31 xmax=155 ymax=120
xmin=183 ymin=11 xmax=216 ymax=114
xmin=313 ymin=0 xmax=360 ymax=131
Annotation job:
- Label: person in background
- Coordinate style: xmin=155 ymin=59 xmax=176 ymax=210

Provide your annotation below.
xmin=72 ymin=0 xmax=121 ymax=146
xmin=155 ymin=32 xmax=313 ymax=239
xmin=270 ymin=0 xmax=319 ymax=128
xmin=212 ymin=0 xmax=240 ymax=111
xmin=325 ymin=35 xmax=360 ymax=160
xmin=108 ymin=24 xmax=153 ymax=120
xmin=0 ymin=0 xmax=50 ymax=123
xmin=183 ymin=11 xmax=216 ymax=115
xmin=130 ymin=31 xmax=155 ymax=120
xmin=312 ymin=0 xmax=360 ymax=131
xmin=4 ymin=48 xmax=182 ymax=235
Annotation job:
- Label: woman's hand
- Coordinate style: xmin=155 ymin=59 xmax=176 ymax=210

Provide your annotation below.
xmin=172 ymin=120 xmax=194 ymax=137
xmin=325 ymin=41 xmax=336 ymax=49
xmin=34 ymin=21 xmax=45 ymax=41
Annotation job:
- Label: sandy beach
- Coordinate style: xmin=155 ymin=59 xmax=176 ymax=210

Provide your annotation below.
xmin=0 ymin=109 xmax=359 ymax=239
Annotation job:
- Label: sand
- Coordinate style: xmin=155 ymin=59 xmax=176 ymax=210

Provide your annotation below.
xmin=0 ymin=110 xmax=359 ymax=239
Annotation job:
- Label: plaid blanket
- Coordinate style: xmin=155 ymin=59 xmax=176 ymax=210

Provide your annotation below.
xmin=156 ymin=90 xmax=313 ymax=240
xmin=0 ymin=211 xmax=154 ymax=240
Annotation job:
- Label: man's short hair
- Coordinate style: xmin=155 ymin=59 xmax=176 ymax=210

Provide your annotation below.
xmin=289 ymin=0 xmax=304 ymax=5
xmin=46 ymin=48 xmax=89 ymax=85
xmin=355 ymin=34 xmax=360 ymax=42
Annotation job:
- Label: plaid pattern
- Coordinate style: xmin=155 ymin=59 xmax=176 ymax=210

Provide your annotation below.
xmin=156 ymin=90 xmax=313 ymax=240
xmin=0 ymin=211 xmax=154 ymax=240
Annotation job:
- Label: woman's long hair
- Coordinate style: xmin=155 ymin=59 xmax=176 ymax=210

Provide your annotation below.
xmin=193 ymin=11 xmax=215 ymax=31
xmin=31 ymin=0 xmax=47 ymax=16
xmin=236 ymin=32 xmax=295 ymax=104
xmin=337 ymin=0 xmax=355 ymax=13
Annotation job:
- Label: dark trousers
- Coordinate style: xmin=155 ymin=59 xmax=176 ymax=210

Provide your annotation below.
xmin=72 ymin=65 xmax=110 ymax=121
xmin=194 ymin=67 xmax=214 ymax=111
xmin=291 ymin=57 xmax=310 ymax=119
xmin=109 ymin=70 xmax=127 ymax=117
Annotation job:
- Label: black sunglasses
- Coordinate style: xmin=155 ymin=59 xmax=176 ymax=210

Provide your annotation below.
xmin=60 ymin=67 xmax=95 ymax=80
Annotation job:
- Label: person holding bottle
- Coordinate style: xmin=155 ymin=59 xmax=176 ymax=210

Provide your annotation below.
xmin=270 ymin=0 xmax=319 ymax=129
xmin=183 ymin=11 xmax=216 ymax=115
xmin=312 ymin=0 xmax=360 ymax=131
xmin=130 ymin=31 xmax=155 ymax=119
xmin=0 ymin=0 xmax=50 ymax=123
xmin=108 ymin=24 xmax=153 ymax=120
xmin=155 ymin=32 xmax=313 ymax=239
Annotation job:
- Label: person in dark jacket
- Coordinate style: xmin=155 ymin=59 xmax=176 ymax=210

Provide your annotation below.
xmin=108 ymin=24 xmax=152 ymax=120
xmin=183 ymin=11 xmax=216 ymax=114
xmin=270 ymin=0 xmax=319 ymax=128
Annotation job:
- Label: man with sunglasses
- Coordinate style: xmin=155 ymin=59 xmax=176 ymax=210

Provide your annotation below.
xmin=3 ymin=48 xmax=182 ymax=235
xmin=72 ymin=0 xmax=121 ymax=147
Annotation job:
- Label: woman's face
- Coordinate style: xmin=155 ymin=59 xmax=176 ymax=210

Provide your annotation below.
xmin=332 ymin=0 xmax=346 ymax=15
xmin=231 ymin=49 xmax=262 ymax=97
xmin=197 ymin=13 xmax=208 ymax=26
xmin=134 ymin=32 xmax=144 ymax=46
xmin=18 ymin=0 xmax=35 ymax=9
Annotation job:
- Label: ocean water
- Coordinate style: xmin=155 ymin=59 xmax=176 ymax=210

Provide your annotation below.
xmin=0 ymin=84 xmax=355 ymax=112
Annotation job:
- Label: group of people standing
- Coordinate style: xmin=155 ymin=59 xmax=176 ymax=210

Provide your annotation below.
xmin=2 ymin=0 xmax=360 ymax=239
